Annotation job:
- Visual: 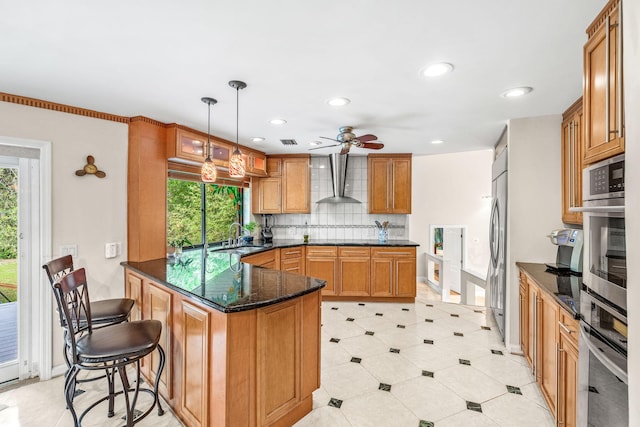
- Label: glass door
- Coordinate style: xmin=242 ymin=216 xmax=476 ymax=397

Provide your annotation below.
xmin=0 ymin=159 xmax=18 ymax=383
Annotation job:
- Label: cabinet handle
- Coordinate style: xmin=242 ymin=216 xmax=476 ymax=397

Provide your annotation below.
xmin=558 ymin=322 xmax=573 ymax=335
xmin=377 ymin=252 xmax=412 ymax=256
xmin=557 ymin=341 xmax=564 ymax=424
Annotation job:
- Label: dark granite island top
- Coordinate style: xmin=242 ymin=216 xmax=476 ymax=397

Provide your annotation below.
xmin=122 ymin=248 xmax=326 ymax=313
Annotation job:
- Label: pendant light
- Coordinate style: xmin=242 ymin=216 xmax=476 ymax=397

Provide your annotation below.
xmin=201 ymin=97 xmax=218 ymax=182
xmin=228 ymin=80 xmax=247 ymax=178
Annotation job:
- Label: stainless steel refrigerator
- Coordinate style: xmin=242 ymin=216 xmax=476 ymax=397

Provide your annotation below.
xmin=489 ymin=149 xmax=507 ymax=339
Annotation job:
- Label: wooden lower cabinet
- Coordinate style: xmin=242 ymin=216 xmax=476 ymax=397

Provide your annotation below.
xmin=125 ymin=271 xmax=143 ymax=322
xmin=518 ymin=267 xmax=579 ymax=426
xmin=178 ymin=300 xmax=210 ymax=427
xmin=538 ymin=291 xmax=558 ymax=416
xmin=370 ymin=247 xmax=416 ymax=299
xmin=558 ymin=324 xmax=579 ymax=427
xmin=280 ymin=246 xmax=306 ymax=275
xmin=242 ymin=249 xmax=280 ymax=270
xmin=144 ymin=283 xmax=173 ymax=399
xmin=338 ymin=247 xmax=370 ymax=297
xmin=124 ymin=268 xmax=320 ymax=427
xmin=305 ymin=247 xmax=338 ymax=296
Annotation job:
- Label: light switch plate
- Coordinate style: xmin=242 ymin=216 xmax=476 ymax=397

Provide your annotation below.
xmin=59 ymin=245 xmax=77 ymax=257
xmin=105 ymin=242 xmax=120 ymax=259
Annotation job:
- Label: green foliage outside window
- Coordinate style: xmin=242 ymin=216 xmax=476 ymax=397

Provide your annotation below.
xmin=167 ymin=179 xmax=241 ymax=247
xmin=0 ymin=168 xmax=18 ymax=259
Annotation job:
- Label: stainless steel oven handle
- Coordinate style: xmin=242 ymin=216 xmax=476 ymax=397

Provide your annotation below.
xmin=579 ymin=323 xmax=628 ymax=384
xmin=568 ymin=205 xmax=625 ymax=213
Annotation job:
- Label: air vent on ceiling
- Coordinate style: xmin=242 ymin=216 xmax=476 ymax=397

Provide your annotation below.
xmin=280 ymin=139 xmax=298 ymax=145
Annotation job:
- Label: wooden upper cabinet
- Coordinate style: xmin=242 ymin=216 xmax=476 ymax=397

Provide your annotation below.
xmin=583 ymin=0 xmax=624 ymax=164
xmin=282 ymin=156 xmax=311 ymax=213
xmin=167 ymin=125 xmax=231 ymax=168
xmin=561 ymin=99 xmax=583 ymax=225
xmin=253 ymin=155 xmax=310 ymax=214
xmin=241 ymin=149 xmax=268 ymax=176
xmin=368 ymin=154 xmax=412 ymax=214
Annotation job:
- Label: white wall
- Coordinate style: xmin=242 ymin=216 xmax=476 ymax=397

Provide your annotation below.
xmin=0 ymin=101 xmax=128 ymax=367
xmin=409 ymin=150 xmax=493 ymax=277
xmin=505 ymin=115 xmax=564 ymax=351
xmin=623 ymin=1 xmax=639 ymax=424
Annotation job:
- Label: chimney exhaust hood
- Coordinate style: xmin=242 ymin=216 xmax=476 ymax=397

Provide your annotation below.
xmin=316 ymin=153 xmax=361 ymax=204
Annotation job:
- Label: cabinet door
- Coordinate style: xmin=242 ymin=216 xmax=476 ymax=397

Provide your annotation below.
xmin=526 ymin=283 xmax=537 ymax=369
xmin=282 ymin=158 xmax=310 ymax=213
xmin=339 ymin=257 xmax=370 ymax=297
xmin=583 ymin=1 xmax=624 ymax=164
xmin=145 ymin=283 xmax=173 ymax=399
xmin=171 ymin=128 xmax=207 ymax=163
xmin=125 ymin=271 xmax=143 ymax=322
xmin=255 ymin=178 xmax=282 ymax=214
xmin=519 ymin=275 xmax=529 ymax=358
xmin=396 ymin=258 xmax=416 ymax=297
xmin=558 ymin=331 xmax=579 ymax=427
xmin=267 ymin=157 xmax=282 ymax=177
xmin=306 ymin=257 xmax=338 ymax=296
xmin=368 ymin=157 xmax=390 ymax=213
xmin=179 ymin=300 xmax=210 ymax=427
xmin=538 ymin=292 xmax=558 ymax=416
xmin=390 ymin=158 xmax=411 ymax=213
xmin=561 ymin=103 xmax=583 ymax=224
xmin=371 ymin=258 xmax=393 ymax=297
xmin=252 ymin=152 xmax=267 ymax=175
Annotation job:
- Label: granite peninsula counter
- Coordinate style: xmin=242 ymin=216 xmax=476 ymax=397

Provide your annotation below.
xmin=123 ymin=249 xmax=326 ymax=427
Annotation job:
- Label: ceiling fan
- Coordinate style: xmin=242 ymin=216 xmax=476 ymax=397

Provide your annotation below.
xmin=310 ymin=126 xmax=384 ymax=154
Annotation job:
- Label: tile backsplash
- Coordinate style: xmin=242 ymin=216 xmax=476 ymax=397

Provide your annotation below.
xmin=263 ymin=156 xmax=409 ymax=240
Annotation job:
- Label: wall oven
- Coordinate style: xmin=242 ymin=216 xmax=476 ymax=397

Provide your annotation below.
xmin=573 ymin=153 xmax=627 ymax=426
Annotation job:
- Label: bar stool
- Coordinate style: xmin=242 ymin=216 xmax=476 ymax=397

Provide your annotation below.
xmin=53 ymin=268 xmax=165 ymax=426
xmin=43 ymin=255 xmax=135 ymax=369
xmin=43 ymin=255 xmax=134 ymax=328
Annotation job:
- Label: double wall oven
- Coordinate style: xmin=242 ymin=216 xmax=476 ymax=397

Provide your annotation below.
xmin=574 ymin=154 xmax=628 ymax=426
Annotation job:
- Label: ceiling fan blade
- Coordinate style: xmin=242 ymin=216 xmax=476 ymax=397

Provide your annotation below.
xmin=355 ymin=134 xmax=377 ymax=142
xmin=319 ymin=136 xmax=340 ymax=142
xmin=358 ymin=142 xmax=384 ymax=150
xmin=309 ymin=143 xmax=341 ymax=151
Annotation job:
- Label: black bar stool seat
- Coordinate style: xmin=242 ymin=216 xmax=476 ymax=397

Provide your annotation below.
xmin=75 ymin=320 xmax=161 ymax=364
xmin=79 ymin=298 xmax=135 ymax=326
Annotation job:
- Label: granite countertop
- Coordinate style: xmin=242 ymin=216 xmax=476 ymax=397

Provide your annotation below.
xmin=123 ymin=249 xmax=326 ymax=314
xmin=516 ymin=262 xmax=582 ymax=319
xmin=207 ymin=239 xmax=419 ymax=256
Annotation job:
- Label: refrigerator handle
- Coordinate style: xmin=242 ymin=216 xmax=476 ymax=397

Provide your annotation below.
xmin=489 ymin=198 xmax=500 ymax=267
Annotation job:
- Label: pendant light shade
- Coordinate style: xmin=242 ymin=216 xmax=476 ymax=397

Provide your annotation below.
xmin=229 ymin=80 xmax=247 ymax=178
xmin=201 ymin=97 xmax=218 ymax=183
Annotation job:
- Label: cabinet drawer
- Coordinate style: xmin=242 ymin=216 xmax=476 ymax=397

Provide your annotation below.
xmin=241 ymin=249 xmax=276 ymax=267
xmin=558 ymin=309 xmax=579 ymax=347
xmin=371 ymin=247 xmax=416 ymax=258
xmin=306 ymin=246 xmax=338 ymax=257
xmin=338 ymin=247 xmax=370 ymax=258
xmin=281 ymin=246 xmax=305 ymax=260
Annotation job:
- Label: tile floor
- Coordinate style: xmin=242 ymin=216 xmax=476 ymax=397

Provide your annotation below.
xmin=0 ymin=283 xmax=553 ymax=426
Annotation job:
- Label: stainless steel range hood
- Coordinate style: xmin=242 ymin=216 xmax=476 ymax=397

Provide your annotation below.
xmin=316 ymin=153 xmax=361 ymax=204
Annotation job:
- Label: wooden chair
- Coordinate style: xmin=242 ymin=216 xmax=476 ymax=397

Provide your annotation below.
xmin=53 ymin=268 xmax=165 ymax=426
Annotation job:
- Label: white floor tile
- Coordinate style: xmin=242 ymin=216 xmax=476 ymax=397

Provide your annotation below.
xmin=359 ymin=352 xmax=422 ymax=384
xmin=391 ymin=376 xmax=467 ymax=421
xmin=482 ymin=392 xmax=555 ymax=427
xmin=436 ymin=409 xmax=500 ymax=427
xmin=293 ymin=405 xmax=353 ymax=427
xmin=321 ymin=362 xmax=380 ymax=401
xmin=472 ymin=353 xmax=537 ymax=387
xmin=435 ymin=364 xmax=507 ymax=403
xmin=340 ymin=389 xmax=420 ymax=427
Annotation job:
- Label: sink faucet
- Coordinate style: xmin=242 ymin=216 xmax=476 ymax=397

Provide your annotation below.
xmin=228 ymin=222 xmax=244 ymax=247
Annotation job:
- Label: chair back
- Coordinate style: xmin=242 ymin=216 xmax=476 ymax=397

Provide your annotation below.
xmin=43 ymin=254 xmax=74 ymax=285
xmin=53 ymin=268 xmax=93 ymax=363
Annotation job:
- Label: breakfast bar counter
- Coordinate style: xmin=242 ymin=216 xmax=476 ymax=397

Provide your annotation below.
xmin=123 ymin=249 xmax=325 ymax=427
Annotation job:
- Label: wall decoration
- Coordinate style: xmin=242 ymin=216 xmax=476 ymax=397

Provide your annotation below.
xmin=75 ymin=155 xmax=106 ymax=178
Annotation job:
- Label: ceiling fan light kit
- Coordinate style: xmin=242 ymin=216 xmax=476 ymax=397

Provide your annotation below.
xmin=200 ymin=96 xmax=218 ymax=183
xmin=311 ymin=125 xmax=384 ymax=154
xmin=229 ymin=80 xmax=247 ymax=179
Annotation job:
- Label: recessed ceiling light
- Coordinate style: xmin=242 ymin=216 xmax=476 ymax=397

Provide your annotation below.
xmin=251 ymin=137 xmax=265 ymax=143
xmin=327 ymin=97 xmax=350 ymax=107
xmin=421 ymin=62 xmax=454 ymax=77
xmin=502 ymin=87 xmax=533 ymax=98
xmin=269 ymin=118 xmax=287 ymax=125
xmin=310 ymin=141 xmax=322 ymax=146
xmin=431 ymin=140 xmax=444 ymax=144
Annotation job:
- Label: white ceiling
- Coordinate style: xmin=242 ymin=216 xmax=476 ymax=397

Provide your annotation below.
xmin=0 ymin=0 xmax=606 ymax=156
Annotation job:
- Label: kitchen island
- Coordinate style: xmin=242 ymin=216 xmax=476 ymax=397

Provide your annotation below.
xmin=123 ymin=249 xmax=326 ymax=427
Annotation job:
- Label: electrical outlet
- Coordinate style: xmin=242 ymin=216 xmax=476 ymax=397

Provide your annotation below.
xmin=105 ymin=242 xmax=120 ymax=259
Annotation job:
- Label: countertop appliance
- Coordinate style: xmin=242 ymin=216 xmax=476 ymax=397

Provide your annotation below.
xmin=260 ymin=214 xmax=273 ymax=244
xmin=488 ymin=148 xmax=507 ymax=339
xmin=545 ymin=228 xmax=583 ymax=274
